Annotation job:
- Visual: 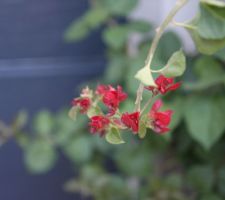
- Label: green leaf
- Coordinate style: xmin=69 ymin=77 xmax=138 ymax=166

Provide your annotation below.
xmin=103 ymin=26 xmax=129 ymax=49
xmin=84 ymin=7 xmax=109 ymax=29
xmin=138 ymin=114 xmax=148 ymax=139
xmin=184 ymin=56 xmax=225 ymax=91
xmin=105 ymin=127 xmax=125 ymax=144
xmin=64 ymin=7 xmax=109 ymax=42
xmin=64 ymin=20 xmax=89 ymax=42
xmin=68 ymin=106 xmax=79 ymax=121
xmin=201 ymin=0 xmax=225 ymax=19
xmin=24 ymin=140 xmax=57 ymax=174
xmin=194 ymin=56 xmax=224 ymax=80
xmin=33 ymin=111 xmax=54 ymax=136
xmin=102 ymin=0 xmax=138 ymax=16
xmin=187 ymin=25 xmax=225 ymax=55
xmin=128 ymin=20 xmax=151 ymax=33
xmin=63 ymin=136 xmax=93 ymax=163
xmin=184 ymin=95 xmax=225 ymax=150
xmin=87 ymin=106 xmax=102 ymax=118
xmin=161 ymin=50 xmax=186 ymax=77
xmin=135 ymin=67 xmax=156 ymax=86
xmin=187 ymin=165 xmax=214 ymax=193
xmin=198 ymin=4 xmax=225 ymax=40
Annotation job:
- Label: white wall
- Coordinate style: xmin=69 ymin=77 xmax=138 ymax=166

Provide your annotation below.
xmin=130 ymin=0 xmax=199 ymax=52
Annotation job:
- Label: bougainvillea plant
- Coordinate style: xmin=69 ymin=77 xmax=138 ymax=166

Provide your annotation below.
xmin=69 ymin=0 xmax=188 ymax=144
xmin=69 ymin=74 xmax=181 ymax=144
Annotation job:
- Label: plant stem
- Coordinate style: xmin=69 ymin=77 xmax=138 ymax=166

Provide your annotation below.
xmin=141 ymin=94 xmax=154 ymax=115
xmin=134 ymin=0 xmax=189 ymax=112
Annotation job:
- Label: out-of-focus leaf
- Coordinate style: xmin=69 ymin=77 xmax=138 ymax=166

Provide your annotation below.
xmin=138 ymin=114 xmax=148 ymax=139
xmin=63 ymin=136 xmax=93 ymax=163
xmin=68 ymin=106 xmax=79 ymax=121
xmin=184 ymin=95 xmax=225 ymax=150
xmin=24 ymin=140 xmax=57 ymax=174
xmin=198 ymin=3 xmax=225 ymax=40
xmin=102 ymin=0 xmax=138 ymax=16
xmin=104 ymin=54 xmax=127 ymax=84
xmin=65 ymin=7 xmax=109 ymax=42
xmin=200 ymin=194 xmax=223 ymax=200
xmin=64 ymin=20 xmax=89 ymax=42
xmin=184 ymin=56 xmax=225 ymax=91
xmin=128 ymin=20 xmax=151 ymax=33
xmin=33 ymin=111 xmax=54 ymax=137
xmin=103 ymin=26 xmax=129 ymax=49
xmin=187 ymin=165 xmax=214 ymax=193
xmin=218 ymin=167 xmax=225 ymax=197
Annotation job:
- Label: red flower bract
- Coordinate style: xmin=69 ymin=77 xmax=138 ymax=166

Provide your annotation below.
xmin=97 ymin=85 xmax=127 ymax=115
xmin=89 ymin=115 xmax=110 ymax=136
xmin=145 ymin=75 xmax=181 ymax=95
xmin=71 ymin=97 xmax=91 ymax=113
xmin=149 ymin=99 xmax=173 ymax=134
xmin=121 ymin=112 xmax=139 ymax=134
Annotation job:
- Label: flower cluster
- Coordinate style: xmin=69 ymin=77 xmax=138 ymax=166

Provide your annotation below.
xmin=69 ymin=75 xmax=181 ymax=144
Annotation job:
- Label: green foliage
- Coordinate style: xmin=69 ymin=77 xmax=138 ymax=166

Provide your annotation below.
xmin=101 ymin=0 xmax=138 ymax=16
xmin=187 ymin=165 xmax=214 ymax=193
xmin=184 ymin=95 xmax=225 ymax=150
xmin=135 ymin=66 xmax=156 ymax=86
xmin=161 ymin=50 xmax=186 ymax=77
xmin=105 ymin=127 xmax=125 ymax=144
xmin=185 ymin=0 xmax=225 ymax=54
xmin=24 ymin=140 xmax=57 ymax=174
xmin=4 ymin=0 xmax=225 ymax=199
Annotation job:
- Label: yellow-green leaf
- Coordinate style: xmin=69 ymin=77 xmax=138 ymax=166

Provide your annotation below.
xmin=162 ymin=50 xmax=186 ymax=77
xmin=105 ymin=127 xmax=125 ymax=144
xmin=135 ymin=67 xmax=156 ymax=86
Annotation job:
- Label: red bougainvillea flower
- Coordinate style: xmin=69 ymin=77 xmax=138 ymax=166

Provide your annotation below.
xmin=96 ymin=85 xmax=127 ymax=115
xmin=71 ymin=97 xmax=91 ymax=114
xmin=149 ymin=99 xmax=173 ymax=134
xmin=121 ymin=112 xmax=140 ymax=134
xmin=145 ymin=75 xmax=181 ymax=95
xmin=96 ymin=85 xmax=108 ymax=95
xmin=89 ymin=115 xmax=110 ymax=136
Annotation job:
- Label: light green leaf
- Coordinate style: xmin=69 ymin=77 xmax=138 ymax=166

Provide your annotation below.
xmin=198 ymin=5 xmax=225 ymax=40
xmin=184 ymin=95 xmax=225 ymax=150
xmin=187 ymin=23 xmax=225 ymax=54
xmin=24 ymin=140 xmax=57 ymax=174
xmin=84 ymin=7 xmax=109 ymax=29
xmin=103 ymin=0 xmax=138 ymax=16
xmin=105 ymin=127 xmax=125 ymax=144
xmin=103 ymin=26 xmax=129 ymax=49
xmin=64 ymin=20 xmax=89 ymax=42
xmin=161 ymin=50 xmax=186 ymax=77
xmin=87 ymin=106 xmax=102 ymax=118
xmin=64 ymin=136 xmax=93 ymax=163
xmin=138 ymin=114 xmax=148 ymax=139
xmin=33 ymin=111 xmax=54 ymax=136
xmin=201 ymin=0 xmax=225 ymax=19
xmin=68 ymin=106 xmax=79 ymax=121
xmin=135 ymin=67 xmax=156 ymax=86
xmin=201 ymin=0 xmax=225 ymax=7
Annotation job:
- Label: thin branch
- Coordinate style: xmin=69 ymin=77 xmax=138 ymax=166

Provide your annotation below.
xmin=134 ymin=0 xmax=189 ymax=112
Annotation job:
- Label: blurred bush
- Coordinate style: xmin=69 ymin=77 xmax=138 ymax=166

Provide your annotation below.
xmin=1 ymin=0 xmax=225 ymax=199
